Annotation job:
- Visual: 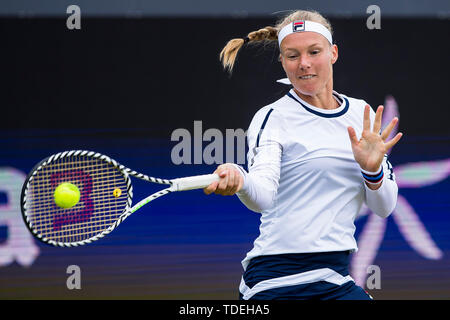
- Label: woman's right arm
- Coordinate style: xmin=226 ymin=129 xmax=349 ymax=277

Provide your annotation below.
xmin=204 ymin=107 xmax=283 ymax=213
xmin=234 ymin=140 xmax=282 ymax=212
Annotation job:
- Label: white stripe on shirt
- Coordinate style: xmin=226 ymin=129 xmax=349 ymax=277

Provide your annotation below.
xmin=239 ymin=268 xmax=354 ymax=300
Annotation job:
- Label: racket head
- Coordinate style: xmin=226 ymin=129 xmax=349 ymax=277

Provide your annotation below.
xmin=21 ymin=150 xmax=133 ymax=247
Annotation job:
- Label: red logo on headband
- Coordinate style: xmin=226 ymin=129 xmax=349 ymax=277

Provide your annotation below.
xmin=293 ymin=20 xmax=305 ymax=32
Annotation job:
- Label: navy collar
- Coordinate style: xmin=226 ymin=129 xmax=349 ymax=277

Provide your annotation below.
xmin=286 ymin=90 xmax=349 ymax=118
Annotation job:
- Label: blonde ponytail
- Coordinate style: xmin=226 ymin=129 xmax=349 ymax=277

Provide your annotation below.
xmin=219 ymin=10 xmax=332 ymax=74
xmin=219 ymin=26 xmax=278 ymax=74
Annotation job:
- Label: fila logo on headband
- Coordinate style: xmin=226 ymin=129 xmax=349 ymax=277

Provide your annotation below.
xmin=278 ymin=20 xmax=333 ymax=47
xmin=293 ymin=20 xmax=305 ymax=32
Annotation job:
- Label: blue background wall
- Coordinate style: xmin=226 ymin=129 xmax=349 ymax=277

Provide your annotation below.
xmin=0 ymin=15 xmax=449 ymax=299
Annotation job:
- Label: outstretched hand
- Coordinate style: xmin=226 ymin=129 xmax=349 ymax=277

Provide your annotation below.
xmin=347 ymin=105 xmax=403 ymax=172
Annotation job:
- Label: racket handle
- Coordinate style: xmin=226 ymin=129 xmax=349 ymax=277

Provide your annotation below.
xmin=171 ymin=173 xmax=220 ymax=191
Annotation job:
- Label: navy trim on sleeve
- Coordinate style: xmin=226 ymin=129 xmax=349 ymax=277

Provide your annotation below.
xmin=256 ymin=108 xmax=274 ymax=147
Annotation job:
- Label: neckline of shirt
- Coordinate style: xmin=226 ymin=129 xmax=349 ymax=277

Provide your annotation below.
xmin=287 ymin=89 xmax=349 ymax=118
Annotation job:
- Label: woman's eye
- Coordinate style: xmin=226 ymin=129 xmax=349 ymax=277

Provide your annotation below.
xmin=311 ymin=50 xmax=320 ymax=55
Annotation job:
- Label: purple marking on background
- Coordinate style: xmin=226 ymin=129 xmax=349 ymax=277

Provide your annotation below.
xmin=50 ymin=169 xmax=94 ymax=231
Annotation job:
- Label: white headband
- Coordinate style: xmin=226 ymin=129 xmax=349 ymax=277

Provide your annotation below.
xmin=278 ymin=20 xmax=333 ymax=47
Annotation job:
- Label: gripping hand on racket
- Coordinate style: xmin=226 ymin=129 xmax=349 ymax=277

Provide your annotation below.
xmin=203 ymin=164 xmax=244 ymax=196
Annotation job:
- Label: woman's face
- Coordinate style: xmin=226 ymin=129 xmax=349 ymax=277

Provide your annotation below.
xmin=280 ymin=31 xmax=338 ymax=97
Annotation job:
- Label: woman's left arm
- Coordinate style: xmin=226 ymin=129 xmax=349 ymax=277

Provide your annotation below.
xmin=347 ymin=104 xmax=403 ymax=218
xmin=362 ymin=155 xmax=398 ymax=218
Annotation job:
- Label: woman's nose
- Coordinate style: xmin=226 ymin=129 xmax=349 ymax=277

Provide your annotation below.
xmin=298 ymin=56 xmax=311 ymax=70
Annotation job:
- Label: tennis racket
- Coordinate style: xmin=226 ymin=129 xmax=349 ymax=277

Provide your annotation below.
xmin=21 ymin=150 xmax=219 ymax=247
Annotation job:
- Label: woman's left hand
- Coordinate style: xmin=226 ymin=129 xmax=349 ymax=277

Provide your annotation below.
xmin=347 ymin=104 xmax=403 ymax=172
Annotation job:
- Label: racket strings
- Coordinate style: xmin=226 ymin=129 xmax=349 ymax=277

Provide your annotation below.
xmin=28 ymin=177 xmax=127 ymax=204
xmin=32 ymin=201 xmax=129 ymax=240
xmin=25 ymin=155 xmax=129 ymax=244
xmin=27 ymin=173 xmax=128 ymax=203
xmin=53 ymin=189 xmax=172 ymax=240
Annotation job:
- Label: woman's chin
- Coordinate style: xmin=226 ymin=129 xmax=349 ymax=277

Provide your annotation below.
xmin=293 ymin=87 xmax=318 ymax=98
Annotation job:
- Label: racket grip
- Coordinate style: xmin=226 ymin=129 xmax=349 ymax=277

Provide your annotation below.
xmin=171 ymin=173 xmax=220 ymax=191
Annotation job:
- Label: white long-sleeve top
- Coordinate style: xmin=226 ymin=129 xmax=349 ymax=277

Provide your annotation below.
xmin=234 ymin=89 xmax=398 ymax=270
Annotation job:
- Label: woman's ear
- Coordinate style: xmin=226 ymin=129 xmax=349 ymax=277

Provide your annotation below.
xmin=331 ymin=44 xmax=338 ymax=64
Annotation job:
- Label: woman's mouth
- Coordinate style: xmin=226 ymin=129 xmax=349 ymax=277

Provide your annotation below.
xmin=299 ymin=75 xmax=316 ymax=80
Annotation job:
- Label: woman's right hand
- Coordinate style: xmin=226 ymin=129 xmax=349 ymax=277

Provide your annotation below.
xmin=203 ymin=163 xmax=244 ymax=196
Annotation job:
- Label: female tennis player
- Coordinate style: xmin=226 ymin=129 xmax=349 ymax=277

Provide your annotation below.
xmin=204 ymin=10 xmax=402 ymax=300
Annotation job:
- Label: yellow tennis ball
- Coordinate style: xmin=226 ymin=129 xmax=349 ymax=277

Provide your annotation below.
xmin=54 ymin=182 xmax=80 ymax=209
